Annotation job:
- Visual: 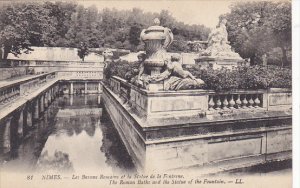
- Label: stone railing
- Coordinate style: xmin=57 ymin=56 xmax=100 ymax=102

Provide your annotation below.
xmin=208 ymin=91 xmax=264 ymax=111
xmin=57 ymin=71 xmax=103 ymax=80
xmin=108 ymin=76 xmax=292 ymax=118
xmin=0 ymin=85 xmax=20 ymax=105
xmin=0 ymin=72 xmax=57 ymax=106
xmin=19 ymin=72 xmax=57 ymax=96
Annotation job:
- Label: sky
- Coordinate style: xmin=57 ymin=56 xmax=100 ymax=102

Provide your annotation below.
xmin=79 ymin=0 xmax=235 ymax=28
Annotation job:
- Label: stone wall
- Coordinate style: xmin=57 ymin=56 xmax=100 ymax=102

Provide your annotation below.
xmin=102 ymin=77 xmax=292 ymax=172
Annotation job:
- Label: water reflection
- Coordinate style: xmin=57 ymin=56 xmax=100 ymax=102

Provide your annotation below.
xmin=1 ymin=94 xmax=136 ymax=174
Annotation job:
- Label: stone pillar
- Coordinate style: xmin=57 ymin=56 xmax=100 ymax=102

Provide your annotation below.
xmin=48 ymin=91 xmax=51 ymax=104
xmin=50 ymin=88 xmax=54 ymax=101
xmin=98 ymin=82 xmax=102 ymax=94
xmin=85 ymin=82 xmax=88 ymax=94
xmin=34 ymin=100 xmax=39 ymax=120
xmin=18 ymin=110 xmax=24 ymax=137
xmin=44 ymin=93 xmax=48 ymax=108
xmin=27 ymin=110 xmax=33 ymax=127
xmin=70 ymin=82 xmax=74 ymax=95
xmin=84 ymin=95 xmax=87 ymax=105
xmin=70 ymin=95 xmax=73 ymax=106
xmin=98 ymin=95 xmax=101 ymax=105
xmin=40 ymin=96 xmax=44 ymax=113
xmin=3 ymin=117 xmax=12 ymax=153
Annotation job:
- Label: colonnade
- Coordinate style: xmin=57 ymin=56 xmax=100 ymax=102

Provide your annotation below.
xmin=0 ymin=84 xmax=60 ymax=154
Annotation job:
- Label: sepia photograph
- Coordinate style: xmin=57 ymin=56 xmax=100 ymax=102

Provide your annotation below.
xmin=0 ymin=0 xmax=297 ymax=187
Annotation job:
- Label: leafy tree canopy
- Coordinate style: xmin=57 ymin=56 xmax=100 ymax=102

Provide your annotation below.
xmin=224 ymin=1 xmax=291 ymax=66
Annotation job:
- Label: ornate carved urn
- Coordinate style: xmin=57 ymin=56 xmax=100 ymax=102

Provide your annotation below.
xmin=140 ymin=18 xmax=173 ymax=75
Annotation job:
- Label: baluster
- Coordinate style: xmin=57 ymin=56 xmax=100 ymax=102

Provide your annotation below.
xmin=254 ymin=94 xmax=261 ymax=108
xmin=0 ymin=92 xmax=4 ymax=104
xmin=8 ymin=89 xmax=12 ymax=101
xmin=248 ymin=95 xmax=254 ymax=108
xmin=235 ymin=94 xmax=242 ymax=109
xmin=208 ymin=95 xmax=215 ymax=111
xmin=242 ymin=94 xmax=248 ymax=109
xmin=4 ymin=91 xmax=8 ymax=103
xmin=12 ymin=88 xmax=17 ymax=99
xmin=222 ymin=95 xmax=229 ymax=110
xmin=215 ymin=96 xmax=221 ymax=110
xmin=229 ymin=94 xmax=235 ymax=109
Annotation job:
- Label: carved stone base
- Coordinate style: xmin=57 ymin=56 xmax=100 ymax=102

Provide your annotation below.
xmin=146 ymin=83 xmax=164 ymax=91
xmin=195 ymin=56 xmax=247 ymax=69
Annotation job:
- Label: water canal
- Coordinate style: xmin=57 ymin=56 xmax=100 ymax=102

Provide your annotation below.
xmin=1 ymin=94 xmax=136 ymax=174
xmin=0 ymin=93 xmax=291 ymax=176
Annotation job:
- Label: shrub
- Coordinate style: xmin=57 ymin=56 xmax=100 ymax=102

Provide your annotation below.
xmin=103 ymin=60 xmax=139 ymax=81
xmin=105 ymin=61 xmax=291 ymax=91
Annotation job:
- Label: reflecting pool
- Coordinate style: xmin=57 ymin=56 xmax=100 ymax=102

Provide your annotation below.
xmin=1 ymin=94 xmax=136 ymax=174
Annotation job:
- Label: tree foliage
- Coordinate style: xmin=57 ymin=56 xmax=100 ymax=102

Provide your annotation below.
xmin=0 ymin=1 xmax=210 ymax=62
xmin=0 ymin=2 xmax=56 ymax=61
xmin=224 ymin=1 xmax=291 ymax=66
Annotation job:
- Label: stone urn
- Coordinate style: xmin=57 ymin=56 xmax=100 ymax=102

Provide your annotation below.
xmin=140 ymin=18 xmax=173 ymax=75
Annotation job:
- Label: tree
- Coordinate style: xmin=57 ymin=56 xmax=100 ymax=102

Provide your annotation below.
xmin=224 ymin=1 xmax=291 ymax=66
xmin=77 ymin=42 xmax=89 ymax=61
xmin=129 ymin=23 xmax=142 ymax=51
xmin=0 ymin=2 xmax=55 ymax=63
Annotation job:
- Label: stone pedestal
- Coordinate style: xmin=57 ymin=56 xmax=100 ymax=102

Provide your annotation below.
xmin=146 ymin=83 xmax=164 ymax=92
xmin=195 ymin=56 xmax=247 ymax=69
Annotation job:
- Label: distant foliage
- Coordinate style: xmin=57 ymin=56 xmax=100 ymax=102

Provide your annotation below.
xmin=106 ymin=61 xmax=291 ymax=91
xmin=0 ymin=2 xmax=210 ymax=62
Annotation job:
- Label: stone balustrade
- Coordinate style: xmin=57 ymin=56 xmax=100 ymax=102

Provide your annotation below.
xmin=208 ymin=92 xmax=264 ymax=111
xmin=0 ymin=86 xmax=20 ymax=105
xmin=108 ymin=76 xmax=291 ymax=118
xmin=0 ymin=72 xmax=57 ymax=107
xmin=57 ymin=71 xmax=103 ymax=80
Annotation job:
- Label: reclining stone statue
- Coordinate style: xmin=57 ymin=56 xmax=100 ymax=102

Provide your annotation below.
xmin=131 ymin=53 xmax=205 ymax=90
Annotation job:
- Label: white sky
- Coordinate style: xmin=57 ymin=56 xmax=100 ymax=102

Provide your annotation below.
xmin=79 ymin=0 xmax=234 ymax=28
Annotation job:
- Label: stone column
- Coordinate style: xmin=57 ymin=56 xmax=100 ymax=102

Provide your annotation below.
xmin=85 ymin=82 xmax=88 ymax=94
xmin=48 ymin=90 xmax=51 ymax=104
xmin=18 ymin=110 xmax=24 ymax=137
xmin=40 ymin=96 xmax=44 ymax=113
xmin=34 ymin=100 xmax=39 ymax=120
xmin=50 ymin=87 xmax=54 ymax=101
xmin=98 ymin=82 xmax=102 ymax=94
xmin=84 ymin=95 xmax=87 ymax=105
xmin=98 ymin=95 xmax=101 ymax=105
xmin=44 ymin=93 xmax=48 ymax=108
xmin=70 ymin=95 xmax=73 ymax=106
xmin=70 ymin=82 xmax=74 ymax=95
xmin=3 ymin=117 xmax=12 ymax=153
xmin=27 ymin=110 xmax=33 ymax=127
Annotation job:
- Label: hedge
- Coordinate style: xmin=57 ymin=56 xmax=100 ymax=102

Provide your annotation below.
xmin=104 ymin=60 xmax=292 ymax=91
